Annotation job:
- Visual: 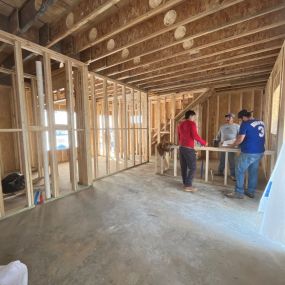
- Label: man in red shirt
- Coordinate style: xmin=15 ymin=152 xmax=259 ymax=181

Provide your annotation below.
xmin=177 ymin=110 xmax=207 ymax=192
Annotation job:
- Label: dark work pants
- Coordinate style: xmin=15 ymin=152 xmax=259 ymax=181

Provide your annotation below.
xmin=218 ymin=152 xmax=236 ymax=177
xmin=179 ymin=147 xmax=196 ymax=187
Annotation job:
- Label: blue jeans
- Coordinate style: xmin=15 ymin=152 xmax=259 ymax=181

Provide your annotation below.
xmin=235 ymin=153 xmax=264 ymax=195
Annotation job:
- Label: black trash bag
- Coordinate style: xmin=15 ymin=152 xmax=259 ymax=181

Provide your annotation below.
xmin=1 ymin=173 xmax=25 ymax=194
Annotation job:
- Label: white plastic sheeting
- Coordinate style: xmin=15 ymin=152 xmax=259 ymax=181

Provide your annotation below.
xmin=259 ymin=143 xmax=285 ymax=245
xmin=0 ymin=261 xmax=28 ymax=285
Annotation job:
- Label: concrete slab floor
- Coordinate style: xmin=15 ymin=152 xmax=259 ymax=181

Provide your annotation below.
xmin=0 ymin=163 xmax=285 ymax=285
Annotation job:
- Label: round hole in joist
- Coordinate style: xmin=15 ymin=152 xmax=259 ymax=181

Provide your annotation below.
xmin=66 ymin=13 xmax=74 ymax=29
xmin=182 ymin=39 xmax=194 ymax=50
xmin=88 ymin=28 xmax=98 ymax=42
xmin=121 ymin=48 xmax=130 ymax=59
xmin=34 ymin=0 xmax=43 ymax=11
xmin=149 ymin=0 xmax=163 ymax=9
xmin=174 ymin=26 xmax=186 ymax=40
xmin=133 ymin=56 xmax=141 ymax=65
xmin=164 ymin=10 xmax=177 ymax=26
xmin=107 ymin=39 xmax=115 ymax=51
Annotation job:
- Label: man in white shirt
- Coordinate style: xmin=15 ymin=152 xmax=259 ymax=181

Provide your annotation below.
xmin=215 ymin=113 xmax=240 ymax=180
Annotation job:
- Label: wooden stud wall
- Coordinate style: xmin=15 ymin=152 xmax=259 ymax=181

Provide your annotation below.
xmin=0 ymin=30 xmax=147 ymax=219
xmin=88 ymin=72 xmax=148 ymax=179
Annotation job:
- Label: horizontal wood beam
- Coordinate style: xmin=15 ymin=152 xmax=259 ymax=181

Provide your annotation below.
xmin=139 ymin=54 xmax=278 ymax=88
xmin=121 ymin=32 xmax=285 ymax=82
xmin=89 ymin=1 xmax=285 ymax=71
xmin=150 ymin=69 xmax=271 ymax=92
xmin=0 ymin=29 xmax=85 ymax=67
xmin=43 ymin=0 xmax=121 ymax=47
xmin=153 ymin=76 xmax=269 ymax=95
xmin=144 ymin=63 xmax=274 ymax=90
xmin=104 ymin=22 xmax=285 ymax=79
xmin=214 ymin=82 xmax=266 ymax=92
xmin=131 ymin=46 xmax=281 ymax=86
xmin=76 ymin=0 xmax=185 ymax=52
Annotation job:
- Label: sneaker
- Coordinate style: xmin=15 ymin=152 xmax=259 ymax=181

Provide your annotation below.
xmin=225 ymin=192 xmax=244 ymax=199
xmin=230 ymin=176 xmax=236 ymax=181
xmin=245 ymin=191 xmax=255 ymax=198
xmin=184 ymin=186 xmax=198 ymax=193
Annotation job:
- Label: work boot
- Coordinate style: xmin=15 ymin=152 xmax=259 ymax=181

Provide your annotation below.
xmin=244 ymin=191 xmax=255 ymax=198
xmin=184 ymin=186 xmax=198 ymax=193
xmin=225 ymin=191 xmax=244 ymax=199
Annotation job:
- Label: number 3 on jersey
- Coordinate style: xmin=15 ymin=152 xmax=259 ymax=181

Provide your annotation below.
xmin=258 ymin=126 xmax=265 ymax=137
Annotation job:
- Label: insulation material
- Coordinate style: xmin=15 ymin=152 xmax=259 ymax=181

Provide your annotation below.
xmin=65 ymin=13 xmax=74 ymax=28
xmin=88 ymin=28 xmax=98 ymax=41
xmin=182 ymin=39 xmax=194 ymax=50
xmin=163 ymin=10 xmax=177 ymax=26
xmin=107 ymin=39 xmax=115 ymax=51
xmin=259 ymin=143 xmax=285 ymax=245
xmin=149 ymin=0 xmax=162 ymax=9
xmin=174 ymin=26 xmax=186 ymax=40
xmin=0 ymin=261 xmax=28 ymax=285
xmin=133 ymin=56 xmax=141 ymax=65
xmin=121 ymin=48 xmax=130 ymax=59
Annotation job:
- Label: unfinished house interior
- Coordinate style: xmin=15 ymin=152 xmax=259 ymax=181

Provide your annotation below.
xmin=0 ymin=0 xmax=285 ymax=284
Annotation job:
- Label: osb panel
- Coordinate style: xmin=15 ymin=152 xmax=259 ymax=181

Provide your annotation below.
xmin=242 ymin=90 xmax=253 ymax=111
xmin=218 ymin=93 xmax=229 ymax=128
xmin=254 ymin=89 xmax=263 ymax=119
xmin=208 ymin=95 xmax=217 ymax=143
xmin=230 ymin=92 xmax=241 ymax=120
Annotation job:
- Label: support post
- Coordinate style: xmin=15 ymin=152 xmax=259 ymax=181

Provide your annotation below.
xmin=14 ymin=42 xmax=34 ymax=206
xmin=205 ymin=149 xmax=209 ymax=182
xmin=139 ymin=91 xmax=143 ymax=164
xmin=157 ymin=97 xmax=161 ymax=143
xmin=31 ymin=78 xmax=43 ymax=178
xmin=123 ymin=86 xmax=128 ymax=169
xmin=43 ymin=52 xmax=59 ymax=197
xmin=103 ymin=78 xmax=110 ymax=174
xmin=224 ymin=151 xmax=228 ymax=186
xmin=113 ymin=83 xmax=120 ymax=171
xmin=131 ymin=89 xmax=135 ymax=164
xmin=148 ymin=97 xmax=152 ymax=158
xmin=173 ymin=147 xmax=177 ymax=177
xmin=79 ymin=66 xmax=92 ymax=185
xmin=36 ymin=61 xmax=51 ymax=198
xmin=65 ymin=60 xmax=78 ymax=190
xmin=91 ymin=75 xmax=98 ymax=178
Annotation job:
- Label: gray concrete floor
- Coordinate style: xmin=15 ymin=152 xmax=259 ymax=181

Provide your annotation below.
xmin=0 ymin=162 xmax=285 ymax=285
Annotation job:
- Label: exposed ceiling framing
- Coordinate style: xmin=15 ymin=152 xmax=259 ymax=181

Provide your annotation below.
xmin=0 ymin=0 xmax=284 ymax=94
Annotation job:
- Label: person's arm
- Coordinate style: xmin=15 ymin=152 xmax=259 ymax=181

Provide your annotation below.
xmin=231 ymin=134 xmax=245 ymax=146
xmin=177 ymin=124 xmax=180 ymax=141
xmin=190 ymin=122 xmax=207 ymax=146
xmin=229 ymin=123 xmax=246 ymax=147
xmin=216 ymin=127 xmax=221 ymax=142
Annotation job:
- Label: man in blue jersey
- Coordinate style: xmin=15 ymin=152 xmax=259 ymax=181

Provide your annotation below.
xmin=226 ymin=109 xmax=265 ymax=199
